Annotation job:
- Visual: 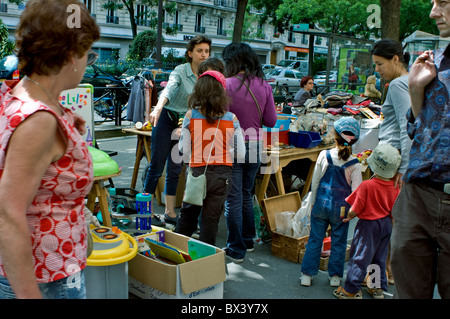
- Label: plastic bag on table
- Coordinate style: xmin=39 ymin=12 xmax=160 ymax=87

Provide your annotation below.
xmin=292 ymin=191 xmax=312 ymax=238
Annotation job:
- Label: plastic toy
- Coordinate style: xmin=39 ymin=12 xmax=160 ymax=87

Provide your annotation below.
xmin=87 ymin=225 xmax=138 ymax=266
xmin=135 ymin=193 xmax=152 ymax=231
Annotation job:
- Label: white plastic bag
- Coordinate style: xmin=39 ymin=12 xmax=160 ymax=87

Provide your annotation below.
xmin=275 ymin=211 xmax=296 ymax=237
xmin=292 ymin=192 xmax=312 ymax=238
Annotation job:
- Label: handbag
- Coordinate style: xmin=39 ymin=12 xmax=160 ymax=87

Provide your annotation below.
xmin=234 ymin=75 xmax=263 ymax=127
xmin=182 ymin=119 xmax=221 ymax=206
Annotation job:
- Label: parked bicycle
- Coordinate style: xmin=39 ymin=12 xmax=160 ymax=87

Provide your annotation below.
xmin=93 ymin=84 xmax=130 ymax=125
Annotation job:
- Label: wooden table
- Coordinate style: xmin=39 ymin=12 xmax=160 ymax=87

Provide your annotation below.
xmin=86 ymin=172 xmax=121 ymax=227
xmin=256 ymin=144 xmax=334 ymax=203
xmin=122 ymin=128 xmax=152 ymax=190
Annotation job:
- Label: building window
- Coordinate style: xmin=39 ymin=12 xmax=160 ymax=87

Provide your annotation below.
xmin=315 ymin=36 xmax=322 ymax=45
xmin=288 ymin=31 xmax=295 ymax=43
xmin=107 ymin=8 xmax=119 ymax=24
xmin=195 ymin=13 xmax=205 ymax=33
xmin=83 ymin=0 xmax=92 ymax=13
xmin=136 ymin=4 xmax=149 ymax=26
xmin=217 ymin=17 xmax=226 ymax=36
xmin=301 ymin=34 xmax=308 ymax=45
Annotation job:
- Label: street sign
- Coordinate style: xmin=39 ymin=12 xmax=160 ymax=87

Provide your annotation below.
xmin=292 ymin=24 xmax=309 ymax=31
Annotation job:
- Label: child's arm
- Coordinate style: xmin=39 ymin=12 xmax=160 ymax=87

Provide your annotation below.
xmin=342 ymin=207 xmax=357 ymax=223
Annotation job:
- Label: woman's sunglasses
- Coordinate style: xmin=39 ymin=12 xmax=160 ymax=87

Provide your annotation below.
xmin=87 ymin=50 xmax=99 ymax=66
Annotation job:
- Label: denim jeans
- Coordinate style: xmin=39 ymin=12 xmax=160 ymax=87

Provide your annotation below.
xmin=224 ymin=141 xmax=261 ymax=259
xmin=0 ymin=270 xmax=86 ymax=299
xmin=143 ymin=108 xmax=183 ymax=195
xmin=301 ymin=212 xmax=349 ymax=277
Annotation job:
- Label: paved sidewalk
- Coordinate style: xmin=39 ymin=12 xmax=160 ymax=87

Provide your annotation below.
xmin=94 ymin=127 xmax=397 ymax=300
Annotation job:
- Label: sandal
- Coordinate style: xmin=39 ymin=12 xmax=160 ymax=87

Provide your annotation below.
xmin=333 ymin=286 xmax=362 ymax=299
xmin=367 ymin=287 xmax=384 ymax=299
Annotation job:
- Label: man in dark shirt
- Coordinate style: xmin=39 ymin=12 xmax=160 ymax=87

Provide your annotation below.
xmin=390 ymin=0 xmax=450 ymax=299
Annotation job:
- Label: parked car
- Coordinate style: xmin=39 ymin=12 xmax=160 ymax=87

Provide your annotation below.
xmin=262 ymin=64 xmax=276 ymax=74
xmin=82 ymin=64 xmax=126 ymax=97
xmin=313 ymin=71 xmax=338 ymax=85
xmin=276 ymin=59 xmax=309 ymax=74
xmin=266 ymin=68 xmax=304 ymax=96
xmin=0 ymin=54 xmax=19 ymax=82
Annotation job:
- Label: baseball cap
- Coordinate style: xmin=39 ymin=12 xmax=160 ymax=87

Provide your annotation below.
xmin=366 ymin=143 xmax=402 ymax=179
xmin=334 ymin=117 xmax=360 ymax=145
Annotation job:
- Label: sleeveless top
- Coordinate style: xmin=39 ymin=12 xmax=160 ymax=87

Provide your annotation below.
xmin=0 ymin=81 xmax=94 ymax=283
xmin=311 ymin=150 xmax=359 ymax=220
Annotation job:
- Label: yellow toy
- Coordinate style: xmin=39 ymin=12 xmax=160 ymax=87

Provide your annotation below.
xmin=364 ymin=75 xmax=381 ymax=99
xmin=356 ymin=150 xmax=373 ymax=164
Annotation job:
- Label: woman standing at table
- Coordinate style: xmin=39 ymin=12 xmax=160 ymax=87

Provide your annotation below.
xmin=0 ymin=0 xmax=100 ymax=298
xmin=143 ymin=36 xmax=211 ymax=226
xmin=371 ymin=39 xmax=412 ymax=285
xmin=222 ymin=42 xmax=277 ymax=263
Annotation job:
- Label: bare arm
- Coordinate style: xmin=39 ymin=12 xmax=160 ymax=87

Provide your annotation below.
xmin=0 ymin=111 xmax=65 ymax=298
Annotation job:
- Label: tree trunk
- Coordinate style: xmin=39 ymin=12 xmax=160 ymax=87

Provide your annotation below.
xmin=232 ymin=0 xmax=249 ymax=43
xmin=122 ymin=0 xmax=137 ymax=39
xmin=380 ymin=0 xmax=402 ymax=41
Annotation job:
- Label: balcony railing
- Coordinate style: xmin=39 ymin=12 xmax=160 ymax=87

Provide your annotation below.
xmin=195 ymin=26 xmax=205 ymax=33
xmin=106 ymin=16 xmax=119 ymax=24
xmin=162 ymin=23 xmax=183 ymax=31
xmin=135 ymin=18 xmax=151 ymax=27
xmin=213 ymin=0 xmax=237 ymax=9
xmin=217 ymin=29 xmax=227 ymax=36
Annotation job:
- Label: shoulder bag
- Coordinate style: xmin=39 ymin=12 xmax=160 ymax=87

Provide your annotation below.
xmin=182 ymin=119 xmax=221 ymax=206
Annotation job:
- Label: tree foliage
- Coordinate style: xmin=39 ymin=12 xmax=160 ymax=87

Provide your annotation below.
xmin=0 ymin=19 xmax=14 ymax=58
xmin=127 ymin=29 xmax=159 ymax=61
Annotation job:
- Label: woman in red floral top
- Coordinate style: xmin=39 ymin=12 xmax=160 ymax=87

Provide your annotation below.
xmin=0 ymin=0 xmax=99 ymax=299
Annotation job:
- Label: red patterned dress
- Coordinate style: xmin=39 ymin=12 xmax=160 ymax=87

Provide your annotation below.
xmin=0 ymin=81 xmax=93 ymax=283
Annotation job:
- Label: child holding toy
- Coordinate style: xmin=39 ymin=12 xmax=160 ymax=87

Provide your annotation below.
xmin=175 ymin=70 xmax=245 ymax=245
xmin=333 ymin=143 xmax=401 ymax=299
xmin=300 ymin=117 xmax=362 ymax=287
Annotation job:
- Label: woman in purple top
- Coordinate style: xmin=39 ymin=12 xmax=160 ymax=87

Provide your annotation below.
xmin=222 ymin=42 xmax=277 ymax=262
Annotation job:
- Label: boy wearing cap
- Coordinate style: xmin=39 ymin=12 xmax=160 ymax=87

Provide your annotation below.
xmin=301 ymin=117 xmax=362 ymax=288
xmin=333 ymin=143 xmax=401 ymax=299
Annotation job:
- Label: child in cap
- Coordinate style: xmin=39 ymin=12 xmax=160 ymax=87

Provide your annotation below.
xmin=300 ymin=117 xmax=362 ymax=287
xmin=333 ymin=143 xmax=401 ymax=299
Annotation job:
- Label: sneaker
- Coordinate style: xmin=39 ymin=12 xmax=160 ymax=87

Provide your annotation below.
xmin=367 ymin=287 xmax=384 ymax=299
xmin=151 ymin=214 xmax=165 ymax=227
xmin=163 ymin=213 xmax=178 ymax=225
xmin=333 ymin=286 xmax=362 ymax=299
xmin=223 ymin=248 xmax=244 ymax=263
xmin=300 ymin=273 xmax=312 ymax=287
xmin=329 ymin=275 xmax=341 ymax=287
xmin=247 ymin=248 xmax=255 ymax=252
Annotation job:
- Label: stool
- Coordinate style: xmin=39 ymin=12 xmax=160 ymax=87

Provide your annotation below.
xmin=86 ymin=172 xmax=121 ymax=227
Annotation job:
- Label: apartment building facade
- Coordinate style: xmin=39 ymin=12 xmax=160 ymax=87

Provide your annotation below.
xmin=0 ymin=0 xmax=329 ymax=66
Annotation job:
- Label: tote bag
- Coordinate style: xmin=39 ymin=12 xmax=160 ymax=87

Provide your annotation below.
xmin=182 ymin=119 xmax=220 ymax=206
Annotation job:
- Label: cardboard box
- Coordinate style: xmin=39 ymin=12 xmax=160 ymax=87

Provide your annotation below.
xmin=128 ymin=230 xmax=226 ymax=299
xmin=261 ymin=192 xmax=309 ymax=263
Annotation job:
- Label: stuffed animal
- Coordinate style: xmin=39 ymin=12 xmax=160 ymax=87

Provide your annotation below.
xmin=364 ymin=75 xmax=381 ymax=99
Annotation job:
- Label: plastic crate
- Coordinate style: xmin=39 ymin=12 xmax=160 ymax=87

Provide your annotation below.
xmin=289 ymin=131 xmax=322 ymax=148
xmin=263 ymin=119 xmax=290 ymax=132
